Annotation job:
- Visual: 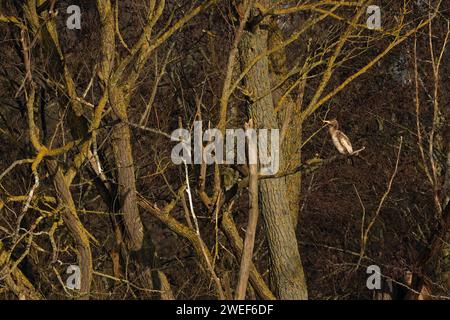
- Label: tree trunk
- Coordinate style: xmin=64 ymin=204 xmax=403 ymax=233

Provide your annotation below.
xmin=238 ymin=9 xmax=308 ymax=299
xmin=267 ymin=19 xmax=303 ymax=228
xmin=47 ymin=160 xmax=93 ymax=299
xmin=109 ymin=88 xmax=158 ymax=295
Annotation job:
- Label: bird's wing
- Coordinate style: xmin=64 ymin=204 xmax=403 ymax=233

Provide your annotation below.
xmin=331 ymin=134 xmax=346 ymax=154
xmin=337 ymin=131 xmax=353 ymax=154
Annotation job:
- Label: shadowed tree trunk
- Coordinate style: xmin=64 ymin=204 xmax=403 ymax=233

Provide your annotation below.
xmin=109 ymin=86 xmax=157 ymax=294
xmin=0 ymin=241 xmax=43 ymax=300
xmin=109 ymin=91 xmax=144 ymax=252
xmin=47 ymin=160 xmax=93 ymax=299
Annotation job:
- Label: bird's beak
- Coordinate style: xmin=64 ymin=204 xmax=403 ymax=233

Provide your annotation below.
xmin=322 ymin=120 xmax=331 ymax=125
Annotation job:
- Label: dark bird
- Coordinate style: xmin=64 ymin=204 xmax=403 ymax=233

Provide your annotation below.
xmin=323 ymin=119 xmax=354 ymax=155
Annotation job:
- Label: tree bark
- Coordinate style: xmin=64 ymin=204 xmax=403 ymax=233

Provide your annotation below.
xmin=47 ymin=160 xmax=93 ymax=299
xmin=267 ymin=19 xmax=304 ymax=228
xmin=221 ymin=210 xmax=276 ymax=300
xmin=238 ymin=8 xmax=308 ymax=299
xmin=236 ymin=120 xmax=259 ymax=299
xmin=109 ymin=88 xmax=157 ymax=294
xmin=0 ymin=241 xmax=43 ymax=300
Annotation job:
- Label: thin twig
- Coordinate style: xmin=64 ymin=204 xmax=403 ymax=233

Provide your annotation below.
xmin=182 ymin=159 xmax=225 ymax=299
xmin=356 ymin=137 xmax=403 ymax=269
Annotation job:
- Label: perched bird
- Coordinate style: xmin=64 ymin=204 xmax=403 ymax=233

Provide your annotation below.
xmin=323 ymin=119 xmax=354 ymax=155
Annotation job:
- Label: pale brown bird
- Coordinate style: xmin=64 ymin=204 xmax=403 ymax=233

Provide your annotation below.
xmin=323 ymin=119 xmax=354 ymax=155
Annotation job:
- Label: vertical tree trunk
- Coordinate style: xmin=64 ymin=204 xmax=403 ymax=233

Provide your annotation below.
xmin=267 ymin=19 xmax=304 ymax=228
xmin=109 ymin=89 xmax=156 ymax=293
xmin=238 ymin=8 xmax=308 ymax=299
xmin=236 ymin=120 xmax=259 ymax=299
xmin=110 ymin=127 xmax=143 ymax=251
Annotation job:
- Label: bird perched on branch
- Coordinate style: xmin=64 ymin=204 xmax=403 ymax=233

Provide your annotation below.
xmin=323 ymin=119 xmax=354 ymax=155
